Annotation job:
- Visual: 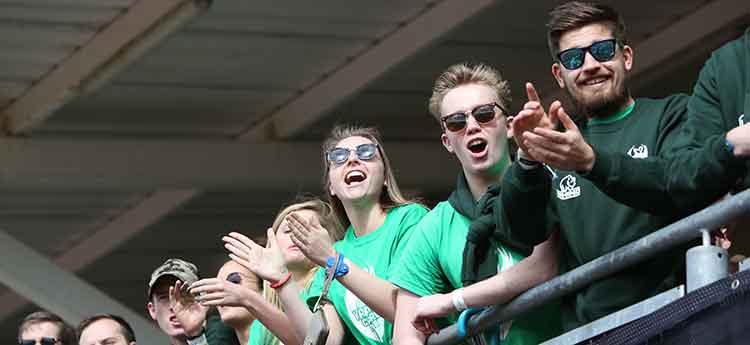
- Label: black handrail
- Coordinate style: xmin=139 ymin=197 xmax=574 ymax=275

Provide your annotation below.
xmin=427 ymin=189 xmax=750 ymax=345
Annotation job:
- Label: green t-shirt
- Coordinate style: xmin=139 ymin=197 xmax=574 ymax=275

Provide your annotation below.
xmin=247 ymin=320 xmax=271 ymax=345
xmin=390 ymin=201 xmax=561 ymax=345
xmin=306 ymin=203 xmax=428 ymax=345
xmin=247 ymin=278 xmax=317 ymax=345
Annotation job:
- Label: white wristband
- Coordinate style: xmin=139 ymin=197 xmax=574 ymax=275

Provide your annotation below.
xmin=451 ymin=288 xmax=468 ymax=312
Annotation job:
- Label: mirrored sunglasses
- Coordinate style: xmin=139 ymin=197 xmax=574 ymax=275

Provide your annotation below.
xmin=326 ymin=143 xmax=379 ymax=165
xmin=557 ymin=38 xmax=617 ymax=70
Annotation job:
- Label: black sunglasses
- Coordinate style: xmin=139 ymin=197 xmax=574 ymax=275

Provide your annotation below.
xmin=226 ymin=272 xmax=242 ymax=284
xmin=557 ymin=39 xmax=618 ymax=70
xmin=20 ymin=338 xmax=58 ymax=345
xmin=326 ymin=143 xmax=379 ymax=165
xmin=441 ymin=102 xmax=505 ymax=132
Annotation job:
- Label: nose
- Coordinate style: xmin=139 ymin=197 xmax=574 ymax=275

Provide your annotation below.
xmin=465 ymin=113 xmax=482 ymax=134
xmin=580 ymin=51 xmax=602 ymax=73
xmin=345 ymin=149 xmax=360 ymax=165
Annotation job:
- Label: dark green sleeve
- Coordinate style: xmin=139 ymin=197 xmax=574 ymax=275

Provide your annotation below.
xmin=584 ymin=149 xmax=675 ymax=214
xmin=205 ymin=313 xmax=241 ymax=345
xmin=583 ymin=93 xmax=745 ymax=216
xmin=499 ymin=160 xmax=553 ymax=256
xmin=666 ymin=52 xmax=747 ymax=212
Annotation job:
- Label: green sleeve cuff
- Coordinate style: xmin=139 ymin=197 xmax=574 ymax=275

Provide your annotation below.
xmin=710 ymin=134 xmax=748 ymax=184
xmin=713 ymin=135 xmax=745 ymax=168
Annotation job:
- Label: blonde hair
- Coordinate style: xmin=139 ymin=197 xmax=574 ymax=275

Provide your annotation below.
xmin=428 ymin=62 xmax=512 ymax=122
xmin=261 ymin=198 xmax=344 ymax=345
xmin=322 ymin=124 xmax=417 ymax=229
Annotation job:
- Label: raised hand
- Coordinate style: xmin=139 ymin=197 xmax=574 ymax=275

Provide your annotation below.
xmin=522 ymin=102 xmax=596 ymax=172
xmin=411 ymin=293 xmax=453 ymax=335
xmin=224 ymin=229 xmax=288 ymax=284
xmin=189 ymin=277 xmax=259 ymax=307
xmin=287 ymin=212 xmax=335 ymax=267
xmin=169 ymin=280 xmax=207 ymax=337
xmin=511 ymin=82 xmax=554 ymax=156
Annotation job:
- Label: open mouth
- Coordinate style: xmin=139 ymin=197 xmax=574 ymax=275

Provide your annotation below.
xmin=467 ymin=138 xmax=488 ymax=154
xmin=344 ymin=170 xmax=367 ymax=185
xmin=169 ymin=317 xmax=182 ymax=328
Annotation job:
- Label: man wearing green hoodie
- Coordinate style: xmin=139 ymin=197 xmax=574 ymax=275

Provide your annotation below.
xmin=390 ymin=62 xmax=561 ymax=345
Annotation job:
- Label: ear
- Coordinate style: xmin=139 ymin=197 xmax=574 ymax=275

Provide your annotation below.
xmin=147 ymin=302 xmax=157 ymax=320
xmin=505 ymin=116 xmax=514 ymax=139
xmin=551 ymin=63 xmax=565 ymax=89
xmin=622 ymin=45 xmax=633 ymax=71
xmin=441 ymin=132 xmax=454 ymax=154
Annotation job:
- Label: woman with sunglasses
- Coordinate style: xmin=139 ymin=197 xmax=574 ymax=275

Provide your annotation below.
xmin=190 ymin=199 xmax=344 ymax=345
xmin=226 ymin=125 xmax=428 ymax=345
xmin=291 ymin=125 xmax=428 ymax=345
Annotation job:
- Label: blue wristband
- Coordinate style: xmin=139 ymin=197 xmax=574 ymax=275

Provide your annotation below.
xmin=326 ymin=253 xmax=349 ymax=278
xmin=725 ymin=139 xmax=736 ymax=156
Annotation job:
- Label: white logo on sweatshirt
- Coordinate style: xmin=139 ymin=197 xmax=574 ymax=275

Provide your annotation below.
xmin=740 ymin=114 xmax=745 ymax=126
xmin=627 ymin=144 xmax=649 ymax=159
xmin=556 ymin=175 xmax=581 ymax=200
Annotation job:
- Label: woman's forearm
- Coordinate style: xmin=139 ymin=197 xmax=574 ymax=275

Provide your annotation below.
xmin=276 ymin=281 xmax=315 ymax=340
xmin=337 ymin=259 xmax=398 ymax=322
xmin=242 ymin=289 xmax=302 ymax=345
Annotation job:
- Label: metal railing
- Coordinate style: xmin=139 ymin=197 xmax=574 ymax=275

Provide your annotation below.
xmin=427 ymin=189 xmax=750 ymax=345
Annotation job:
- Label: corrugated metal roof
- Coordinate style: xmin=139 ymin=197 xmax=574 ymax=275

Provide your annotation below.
xmin=0 ymin=0 xmax=748 ymax=341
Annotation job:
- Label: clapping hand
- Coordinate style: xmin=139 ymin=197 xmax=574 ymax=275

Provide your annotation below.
xmin=224 ymin=229 xmax=289 ymax=284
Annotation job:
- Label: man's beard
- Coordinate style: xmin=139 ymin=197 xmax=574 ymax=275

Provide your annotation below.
xmin=566 ymin=79 xmax=630 ymax=120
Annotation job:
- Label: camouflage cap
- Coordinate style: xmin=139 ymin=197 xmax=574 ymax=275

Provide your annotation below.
xmin=147 ymin=258 xmax=199 ymax=298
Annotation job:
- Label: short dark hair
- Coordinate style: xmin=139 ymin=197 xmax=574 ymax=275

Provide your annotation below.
xmin=77 ymin=314 xmax=136 ymax=343
xmin=18 ymin=311 xmax=76 ymax=345
xmin=547 ymin=1 xmax=627 ymax=59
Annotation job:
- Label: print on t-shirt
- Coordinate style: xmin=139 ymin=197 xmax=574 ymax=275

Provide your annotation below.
xmin=627 ymin=144 xmax=649 ymax=159
xmin=344 ymin=264 xmax=385 ymax=342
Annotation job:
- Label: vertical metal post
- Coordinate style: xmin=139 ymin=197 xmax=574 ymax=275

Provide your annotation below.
xmin=685 ymin=229 xmax=729 ymax=292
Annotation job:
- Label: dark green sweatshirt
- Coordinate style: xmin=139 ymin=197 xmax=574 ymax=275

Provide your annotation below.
xmin=206 ymin=314 xmax=241 ymax=345
xmin=503 ymin=95 xmax=689 ymax=330
xmin=583 ymin=28 xmax=749 ymax=216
